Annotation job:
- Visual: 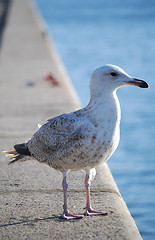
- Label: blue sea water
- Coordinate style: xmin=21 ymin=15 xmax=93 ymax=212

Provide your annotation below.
xmin=35 ymin=0 xmax=155 ymax=239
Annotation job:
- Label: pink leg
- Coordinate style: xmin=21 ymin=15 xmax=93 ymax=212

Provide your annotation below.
xmin=62 ymin=172 xmax=83 ymax=220
xmin=84 ymin=174 xmax=112 ymax=216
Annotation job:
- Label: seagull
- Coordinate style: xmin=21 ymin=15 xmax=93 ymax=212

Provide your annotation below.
xmin=4 ymin=64 xmax=149 ymax=220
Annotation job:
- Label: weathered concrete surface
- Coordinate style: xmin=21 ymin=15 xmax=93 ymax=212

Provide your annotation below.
xmin=0 ymin=0 xmax=142 ymax=239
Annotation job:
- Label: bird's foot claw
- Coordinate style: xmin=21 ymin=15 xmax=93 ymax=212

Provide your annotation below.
xmin=84 ymin=208 xmax=113 ymax=216
xmin=62 ymin=211 xmax=83 ymax=220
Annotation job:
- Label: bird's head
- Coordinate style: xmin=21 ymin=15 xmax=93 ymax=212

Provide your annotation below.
xmin=90 ymin=64 xmax=149 ymax=97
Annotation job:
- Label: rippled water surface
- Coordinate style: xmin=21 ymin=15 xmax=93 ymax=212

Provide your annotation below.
xmin=36 ymin=0 xmax=155 ymax=238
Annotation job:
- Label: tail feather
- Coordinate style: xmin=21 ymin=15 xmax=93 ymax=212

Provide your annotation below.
xmin=8 ymin=155 xmax=24 ymax=165
xmin=14 ymin=143 xmax=31 ymax=156
xmin=3 ymin=150 xmax=18 ymax=154
xmin=3 ymin=149 xmax=19 ymax=157
xmin=3 ymin=149 xmax=22 ymax=164
xmin=3 ymin=144 xmax=32 ymax=165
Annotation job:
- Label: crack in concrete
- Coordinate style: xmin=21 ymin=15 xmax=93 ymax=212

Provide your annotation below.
xmin=0 ymin=188 xmax=121 ymax=196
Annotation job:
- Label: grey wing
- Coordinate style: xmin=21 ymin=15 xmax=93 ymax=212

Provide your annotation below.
xmin=27 ymin=112 xmax=93 ymax=163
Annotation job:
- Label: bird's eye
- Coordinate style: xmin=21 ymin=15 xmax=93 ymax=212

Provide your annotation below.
xmin=110 ymin=72 xmax=117 ymax=76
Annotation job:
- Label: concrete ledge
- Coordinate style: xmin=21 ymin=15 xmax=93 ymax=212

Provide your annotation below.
xmin=0 ymin=0 xmax=142 ymax=239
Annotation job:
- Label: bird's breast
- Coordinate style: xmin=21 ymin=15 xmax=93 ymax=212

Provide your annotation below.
xmin=89 ymin=110 xmax=120 ymax=164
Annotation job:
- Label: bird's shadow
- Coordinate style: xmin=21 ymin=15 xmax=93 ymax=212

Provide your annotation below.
xmin=0 ymin=214 xmax=82 ymax=227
